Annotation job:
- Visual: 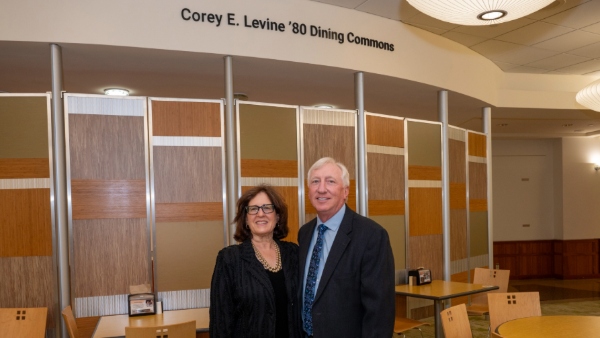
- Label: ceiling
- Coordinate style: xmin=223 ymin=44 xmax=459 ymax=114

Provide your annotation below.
xmin=317 ymin=0 xmax=600 ymax=75
xmin=1 ymin=1 xmax=600 ymax=139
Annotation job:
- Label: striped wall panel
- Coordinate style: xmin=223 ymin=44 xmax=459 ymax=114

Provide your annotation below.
xmin=0 ymin=95 xmax=56 ymax=331
xmin=366 ymin=114 xmax=405 ymax=269
xmin=238 ymin=103 xmax=300 ymax=243
xmin=468 ymin=131 xmax=489 ymax=271
xmin=150 ymin=99 xmax=225 ymax=310
xmin=65 ymin=94 xmax=151 ymax=317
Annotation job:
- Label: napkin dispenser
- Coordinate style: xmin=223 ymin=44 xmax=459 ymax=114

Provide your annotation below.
xmin=408 ymin=268 xmax=432 ymax=285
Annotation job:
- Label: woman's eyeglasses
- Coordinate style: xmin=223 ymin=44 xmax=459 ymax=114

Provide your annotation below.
xmin=245 ymin=204 xmax=275 ymax=215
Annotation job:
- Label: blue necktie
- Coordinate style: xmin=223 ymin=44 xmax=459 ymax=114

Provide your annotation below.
xmin=303 ymin=224 xmax=327 ymax=336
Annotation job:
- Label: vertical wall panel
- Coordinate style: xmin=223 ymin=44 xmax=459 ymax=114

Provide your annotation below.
xmin=65 ymin=94 xmax=150 ymax=317
xmin=468 ymin=131 xmax=489 ymax=271
xmin=0 ymin=95 xmax=56 ymax=332
xmin=150 ymin=99 xmax=226 ymax=310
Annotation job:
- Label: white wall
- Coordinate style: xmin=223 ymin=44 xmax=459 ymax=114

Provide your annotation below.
xmin=492 ymin=139 xmax=556 ymax=241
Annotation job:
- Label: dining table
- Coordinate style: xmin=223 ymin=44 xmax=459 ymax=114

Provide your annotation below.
xmin=0 ymin=307 xmax=47 ymax=338
xmin=92 ymin=307 xmax=209 ymax=338
xmin=497 ymin=315 xmax=600 ymax=337
xmin=395 ymin=280 xmax=499 ymax=338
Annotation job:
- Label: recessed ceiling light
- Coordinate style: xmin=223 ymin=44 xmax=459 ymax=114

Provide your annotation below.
xmin=588 ymin=124 xmax=595 ymax=127
xmin=478 ymin=10 xmax=507 ymax=21
xmin=575 ymin=130 xmax=583 ymax=132
xmin=234 ymin=92 xmax=248 ymax=101
xmin=498 ymin=123 xmax=508 ymax=127
xmin=314 ymin=105 xmax=333 ymax=109
xmin=104 ymin=88 xmax=129 ymax=96
xmin=563 ymin=123 xmax=573 ymax=127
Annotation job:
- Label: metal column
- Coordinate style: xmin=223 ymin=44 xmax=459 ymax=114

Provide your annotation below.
xmin=224 ymin=56 xmax=237 ymax=245
xmin=483 ymin=107 xmax=493 ymax=268
xmin=439 ymin=90 xmax=451 ymax=282
xmin=50 ymin=43 xmax=69 ymax=338
xmin=355 ymin=72 xmax=367 ymax=216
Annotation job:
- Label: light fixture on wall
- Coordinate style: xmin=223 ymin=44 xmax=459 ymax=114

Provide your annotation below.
xmin=576 ymin=78 xmax=600 ymax=112
xmin=104 ymin=88 xmax=129 ymax=96
xmin=314 ymin=104 xmax=333 ymax=109
xmin=405 ymin=0 xmax=555 ymax=25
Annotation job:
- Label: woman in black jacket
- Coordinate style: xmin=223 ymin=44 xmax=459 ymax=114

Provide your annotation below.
xmin=209 ymin=184 xmax=301 ymax=338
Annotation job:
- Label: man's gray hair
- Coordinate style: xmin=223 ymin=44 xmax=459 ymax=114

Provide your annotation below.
xmin=307 ymin=157 xmax=350 ymax=188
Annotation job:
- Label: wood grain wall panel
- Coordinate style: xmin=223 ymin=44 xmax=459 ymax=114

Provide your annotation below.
xmin=409 ymin=234 xmax=443 ymax=282
xmin=153 ymin=147 xmax=222 ymax=203
xmin=155 ymin=202 xmax=224 ymax=223
xmin=450 ymin=183 xmax=466 ymax=210
xmin=241 ymin=159 xmax=298 ymax=178
xmin=71 ymin=179 xmax=146 ymax=219
xmin=449 ymin=139 xmax=466 ymax=183
xmin=0 ymin=96 xmax=49 ymax=159
xmin=151 ymin=101 xmax=221 ymax=137
xmin=468 ymin=162 xmax=487 ymax=200
xmin=408 ymin=188 xmax=442 ymax=236
xmin=367 ymin=153 xmax=404 ymax=200
xmin=468 ymin=133 xmax=486 ymax=157
xmin=0 ymin=158 xmax=49 ymax=178
xmin=366 ymin=115 xmax=404 ymax=148
xmin=68 ymin=114 xmax=146 ymax=180
xmin=0 ymin=189 xmax=52 ymax=257
xmin=408 ymin=165 xmax=442 ymax=181
xmin=469 ymin=199 xmax=487 ymax=211
xmin=450 ymin=209 xmax=467 ymax=261
xmin=156 ymin=221 xmax=224 ymax=291
xmin=0 ymin=256 xmax=55 ymax=328
xmin=73 ymin=218 xmax=149 ymax=297
xmin=303 ymin=124 xmax=355 ymax=179
xmin=368 ymin=200 xmax=405 ymax=216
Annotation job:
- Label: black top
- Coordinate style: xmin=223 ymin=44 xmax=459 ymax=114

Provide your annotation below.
xmin=266 ymin=269 xmax=289 ymax=338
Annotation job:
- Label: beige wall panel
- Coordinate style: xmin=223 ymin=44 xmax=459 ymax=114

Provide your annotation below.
xmin=306 ymin=179 xmax=356 ymax=214
xmin=0 ymin=256 xmax=55 ymax=328
xmin=0 ymin=97 xmax=48 ymax=159
xmin=450 ymin=209 xmax=468 ymax=261
xmin=450 ymin=183 xmax=466 ymax=210
xmin=368 ymin=200 xmax=405 ymax=216
xmin=156 ymin=221 xmax=223 ymax=291
xmin=241 ymin=159 xmax=298 ymax=178
xmin=71 ymin=179 xmax=146 ymax=219
xmin=155 ymin=202 xmax=224 ymax=223
xmin=69 ymin=114 xmax=146 ymax=180
xmin=367 ymin=153 xmax=404 ymax=200
xmin=239 ymin=105 xmax=297 ymax=161
xmin=469 ymin=162 xmax=487 ymax=200
xmin=470 ymin=211 xmax=489 ymax=257
xmin=0 ymin=158 xmax=49 ymax=178
xmin=408 ymin=188 xmax=442 ymax=236
xmin=0 ymin=189 xmax=51 ymax=257
xmin=468 ymin=132 xmax=487 ymax=157
xmin=303 ymin=124 xmax=355 ymax=179
xmin=406 ymin=121 xmax=441 ymax=167
xmin=408 ymin=165 xmax=442 ymax=181
xmin=409 ymin=234 xmax=443 ymax=281
xmin=449 ymin=139 xmax=466 ymax=183
xmin=152 ymin=101 xmax=221 ymax=137
xmin=366 ymin=115 xmax=404 ymax=148
xmin=73 ymin=218 xmax=149 ymax=297
xmin=372 ymin=215 xmax=405 ymax=270
xmin=153 ymin=147 xmax=222 ymax=203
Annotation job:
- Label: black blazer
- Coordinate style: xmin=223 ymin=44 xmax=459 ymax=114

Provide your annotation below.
xmin=298 ymin=206 xmax=395 ymax=338
xmin=209 ymin=240 xmax=301 ymax=338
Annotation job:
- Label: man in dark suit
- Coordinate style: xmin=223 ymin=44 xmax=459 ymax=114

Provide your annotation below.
xmin=299 ymin=157 xmax=395 ymax=338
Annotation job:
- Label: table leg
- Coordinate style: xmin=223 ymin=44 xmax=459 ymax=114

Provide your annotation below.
xmin=434 ymin=300 xmax=444 ymax=338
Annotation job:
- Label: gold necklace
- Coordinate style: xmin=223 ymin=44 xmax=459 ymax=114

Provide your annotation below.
xmin=251 ymin=241 xmax=282 ymax=273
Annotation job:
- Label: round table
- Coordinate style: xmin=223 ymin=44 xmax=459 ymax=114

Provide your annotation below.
xmin=497 ymin=315 xmax=600 ymax=338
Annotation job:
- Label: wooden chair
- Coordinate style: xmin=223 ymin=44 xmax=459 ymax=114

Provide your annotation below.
xmin=440 ymin=303 xmax=472 ymax=338
xmin=488 ymin=292 xmax=541 ymax=333
xmin=467 ymin=268 xmax=510 ymax=316
xmin=491 ymin=332 xmax=504 ymax=338
xmin=125 ymin=320 xmax=196 ymax=338
xmin=61 ymin=305 xmax=79 ymax=338
xmin=394 ymin=269 xmax=429 ymax=337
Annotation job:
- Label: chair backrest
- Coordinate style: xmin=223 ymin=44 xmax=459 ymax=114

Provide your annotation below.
xmin=440 ymin=303 xmax=472 ymax=338
xmin=61 ymin=305 xmax=79 ymax=338
xmin=488 ymin=292 xmax=541 ymax=333
xmin=471 ymin=267 xmax=510 ymax=305
xmin=125 ymin=320 xmax=196 ymax=338
xmin=491 ymin=332 xmax=505 ymax=338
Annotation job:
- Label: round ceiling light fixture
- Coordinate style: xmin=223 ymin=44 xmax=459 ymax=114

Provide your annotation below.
xmin=314 ymin=104 xmax=333 ymax=109
xmin=104 ymin=88 xmax=129 ymax=96
xmin=576 ymin=78 xmax=600 ymax=112
xmin=406 ymin=0 xmax=555 ymax=25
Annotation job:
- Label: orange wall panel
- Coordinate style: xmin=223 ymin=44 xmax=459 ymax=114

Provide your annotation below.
xmin=241 ymin=159 xmax=298 ymax=178
xmin=409 ymin=187 xmax=442 ymax=236
xmin=155 ymin=202 xmax=224 ymax=222
xmin=368 ymin=200 xmax=405 ymax=216
xmin=71 ymin=179 xmax=147 ymax=219
xmin=366 ymin=115 xmax=404 ymax=148
xmin=408 ymin=165 xmax=442 ymax=181
xmin=152 ymin=101 xmax=221 ymax=137
xmin=0 ymin=158 xmax=49 ymax=178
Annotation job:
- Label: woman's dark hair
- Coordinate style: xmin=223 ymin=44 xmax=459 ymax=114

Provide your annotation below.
xmin=233 ymin=184 xmax=289 ymax=242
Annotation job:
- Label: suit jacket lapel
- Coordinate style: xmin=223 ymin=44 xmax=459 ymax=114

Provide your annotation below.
xmin=314 ymin=207 xmax=353 ymax=302
xmin=240 ymin=240 xmax=274 ymax=301
xmin=299 ymin=219 xmax=317 ymax=282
